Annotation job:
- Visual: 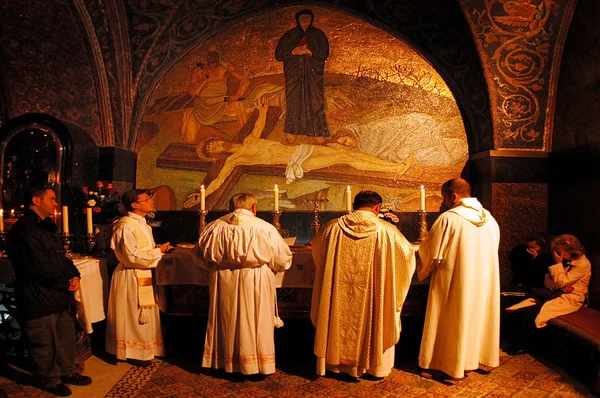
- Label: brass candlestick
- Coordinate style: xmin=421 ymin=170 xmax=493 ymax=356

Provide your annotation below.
xmin=272 ymin=210 xmax=282 ymax=231
xmin=199 ymin=210 xmax=208 ymax=232
xmin=307 ymin=197 xmax=329 ymax=236
xmin=62 ymin=233 xmax=75 ymax=259
xmin=86 ymin=233 xmax=96 ymax=254
xmin=418 ymin=210 xmax=428 ymax=242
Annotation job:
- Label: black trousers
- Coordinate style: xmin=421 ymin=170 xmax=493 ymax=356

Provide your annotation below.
xmin=506 ymin=301 xmax=544 ymax=349
xmin=22 ymin=310 xmax=76 ymax=388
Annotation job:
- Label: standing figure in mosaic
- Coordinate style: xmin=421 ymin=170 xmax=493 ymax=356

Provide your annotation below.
xmin=276 ymin=9 xmax=330 ymax=143
xmin=181 ymin=50 xmax=250 ymax=142
xmin=417 ymin=178 xmax=500 ymax=379
xmin=310 ymin=190 xmax=416 ymax=378
xmin=106 ymin=189 xmax=173 ymax=367
xmin=192 ymin=193 xmax=292 ymax=375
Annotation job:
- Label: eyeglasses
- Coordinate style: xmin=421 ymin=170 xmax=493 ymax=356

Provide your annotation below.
xmin=135 ymin=193 xmax=155 ymax=203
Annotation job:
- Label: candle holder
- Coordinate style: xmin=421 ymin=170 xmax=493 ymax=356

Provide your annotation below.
xmin=85 ymin=233 xmax=96 ymax=254
xmin=62 ymin=233 xmax=75 ymax=259
xmin=199 ymin=210 xmax=208 ymax=233
xmin=272 ymin=210 xmax=282 ymax=231
xmin=0 ymin=232 xmax=7 ymax=251
xmin=307 ymin=197 xmax=329 ymax=236
xmin=418 ymin=210 xmax=428 ymax=242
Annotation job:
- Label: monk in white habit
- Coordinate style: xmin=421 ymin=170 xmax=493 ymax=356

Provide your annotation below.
xmin=106 ymin=189 xmax=173 ymax=367
xmin=192 ymin=193 xmax=293 ymax=375
xmin=417 ymin=178 xmax=500 ymax=379
xmin=311 ymin=190 xmax=416 ymax=378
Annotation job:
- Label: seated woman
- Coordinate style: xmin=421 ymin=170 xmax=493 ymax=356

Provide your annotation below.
xmin=509 ymin=233 xmax=554 ymax=289
xmin=506 ymin=234 xmax=592 ymax=354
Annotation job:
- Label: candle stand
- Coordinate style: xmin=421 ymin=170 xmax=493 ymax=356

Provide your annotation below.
xmin=272 ymin=210 xmax=282 ymax=231
xmin=307 ymin=198 xmax=329 ymax=236
xmin=0 ymin=232 xmax=7 ymax=251
xmin=85 ymin=233 xmax=96 ymax=254
xmin=62 ymin=233 xmax=75 ymax=259
xmin=418 ymin=210 xmax=428 ymax=242
xmin=199 ymin=210 xmax=208 ymax=233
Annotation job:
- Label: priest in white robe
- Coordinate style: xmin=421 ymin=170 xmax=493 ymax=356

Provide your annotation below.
xmin=311 ymin=190 xmax=416 ymax=378
xmin=106 ymin=189 xmax=173 ymax=367
xmin=192 ymin=193 xmax=293 ymax=375
xmin=417 ymin=178 xmax=500 ymax=379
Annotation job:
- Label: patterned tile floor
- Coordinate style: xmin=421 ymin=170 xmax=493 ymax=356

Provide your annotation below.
xmin=102 ymin=354 xmax=593 ymax=398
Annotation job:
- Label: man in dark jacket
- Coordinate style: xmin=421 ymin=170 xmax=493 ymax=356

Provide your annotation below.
xmin=7 ymin=186 xmax=92 ymax=397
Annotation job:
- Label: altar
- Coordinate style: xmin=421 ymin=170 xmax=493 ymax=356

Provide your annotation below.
xmin=155 ymin=246 xmax=429 ymax=318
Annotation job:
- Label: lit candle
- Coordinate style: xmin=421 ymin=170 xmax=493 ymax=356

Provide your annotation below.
xmin=62 ymin=206 xmax=69 ymax=235
xmin=274 ymin=184 xmax=279 ymax=212
xmin=10 ymin=209 xmax=14 ymax=218
xmin=86 ymin=207 xmax=93 ymax=235
xmin=345 ymin=186 xmax=352 ymax=212
xmin=53 ymin=209 xmax=58 ymax=225
xmin=0 ymin=209 xmax=4 ymax=233
xmin=419 ymin=185 xmax=426 ymax=211
xmin=200 ymin=185 xmax=206 ymax=211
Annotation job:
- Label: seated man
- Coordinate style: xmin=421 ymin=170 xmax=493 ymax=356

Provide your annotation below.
xmin=509 ymin=233 xmax=554 ymax=289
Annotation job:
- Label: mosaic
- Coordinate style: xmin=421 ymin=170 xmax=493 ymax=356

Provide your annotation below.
xmin=136 ymin=6 xmax=468 ymax=212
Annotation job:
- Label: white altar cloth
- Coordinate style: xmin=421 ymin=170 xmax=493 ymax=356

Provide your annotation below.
xmin=155 ymin=247 xmax=315 ymax=288
xmin=73 ymin=258 xmax=108 ymax=333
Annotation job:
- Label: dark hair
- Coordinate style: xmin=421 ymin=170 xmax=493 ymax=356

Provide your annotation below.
xmin=551 ymin=234 xmax=586 ymax=260
xmin=26 ymin=185 xmax=54 ymax=206
xmin=353 ymin=190 xmax=382 ymax=210
xmin=441 ymin=178 xmax=471 ymax=198
xmin=121 ymin=189 xmax=152 ymax=212
xmin=524 ymin=233 xmax=553 ymax=253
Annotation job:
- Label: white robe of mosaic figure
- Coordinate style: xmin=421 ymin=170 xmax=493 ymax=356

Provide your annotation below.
xmin=417 ymin=198 xmax=500 ymax=379
xmin=106 ymin=212 xmax=165 ymax=361
xmin=192 ymin=208 xmax=292 ymax=374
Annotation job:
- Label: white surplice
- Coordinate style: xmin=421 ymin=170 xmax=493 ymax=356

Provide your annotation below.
xmin=192 ymin=209 xmax=293 ymax=375
xmin=311 ymin=211 xmax=416 ymax=378
xmin=417 ymin=198 xmax=500 ymax=379
xmin=106 ymin=212 xmax=165 ymax=361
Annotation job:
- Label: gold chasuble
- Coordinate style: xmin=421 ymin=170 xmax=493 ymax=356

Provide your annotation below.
xmin=311 ymin=210 xmax=415 ymax=378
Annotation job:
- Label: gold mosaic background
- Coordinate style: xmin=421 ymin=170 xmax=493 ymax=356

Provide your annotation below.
xmin=137 ymin=6 xmax=468 ymax=211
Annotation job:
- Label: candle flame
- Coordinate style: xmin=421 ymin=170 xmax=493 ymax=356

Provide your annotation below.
xmin=346 ymin=185 xmax=350 ymax=191
xmin=200 ymin=185 xmax=205 ymax=190
xmin=10 ymin=209 xmax=14 ymax=216
xmin=274 ymin=184 xmax=278 ymax=190
xmin=420 ymin=185 xmax=424 ymax=189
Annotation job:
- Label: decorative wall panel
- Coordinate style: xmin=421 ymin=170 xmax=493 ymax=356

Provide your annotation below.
xmin=461 ymin=0 xmax=576 ymax=150
xmin=0 ymin=0 xmax=102 ymax=144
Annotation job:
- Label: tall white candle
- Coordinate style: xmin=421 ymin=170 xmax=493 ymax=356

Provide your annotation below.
xmin=200 ymin=185 xmax=206 ymax=211
xmin=345 ymin=186 xmax=352 ymax=212
xmin=62 ymin=206 xmax=69 ymax=235
xmin=274 ymin=184 xmax=279 ymax=212
xmin=0 ymin=209 xmax=4 ymax=233
xmin=86 ymin=208 xmax=93 ymax=235
xmin=419 ymin=185 xmax=426 ymax=211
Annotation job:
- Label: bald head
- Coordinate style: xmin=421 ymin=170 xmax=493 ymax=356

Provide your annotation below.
xmin=441 ymin=178 xmax=471 ymax=209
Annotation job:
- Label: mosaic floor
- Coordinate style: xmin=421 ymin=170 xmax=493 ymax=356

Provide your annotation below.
xmin=102 ymin=354 xmax=592 ymax=398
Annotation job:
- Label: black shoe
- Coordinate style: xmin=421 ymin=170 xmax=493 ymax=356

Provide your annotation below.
xmin=127 ymin=359 xmax=152 ymax=368
xmin=44 ymin=383 xmax=72 ymax=397
xmin=506 ymin=347 xmax=529 ymax=356
xmin=61 ymin=373 xmax=92 ymax=386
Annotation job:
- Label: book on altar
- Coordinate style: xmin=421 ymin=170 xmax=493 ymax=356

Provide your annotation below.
xmin=284 ymin=237 xmax=296 ymax=246
xmin=505 ymin=298 xmax=538 ymax=312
